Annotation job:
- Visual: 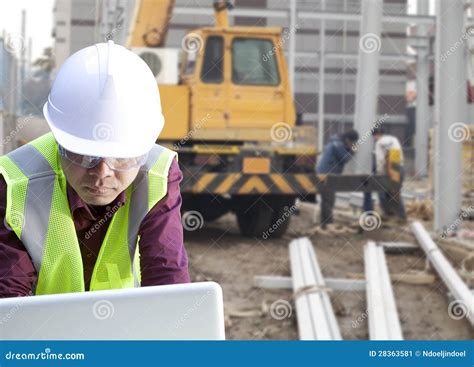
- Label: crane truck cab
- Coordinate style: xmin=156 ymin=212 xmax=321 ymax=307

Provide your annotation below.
xmin=142 ymin=1 xmax=316 ymax=238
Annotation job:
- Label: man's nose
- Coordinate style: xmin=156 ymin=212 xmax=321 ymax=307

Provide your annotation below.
xmin=88 ymin=159 xmax=113 ymax=178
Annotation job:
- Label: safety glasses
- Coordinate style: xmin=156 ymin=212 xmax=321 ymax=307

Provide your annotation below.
xmin=58 ymin=145 xmax=148 ymax=171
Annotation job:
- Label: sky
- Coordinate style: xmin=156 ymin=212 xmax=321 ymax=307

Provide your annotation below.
xmin=0 ymin=0 xmax=55 ymax=62
xmin=0 ymin=0 xmax=435 ymax=64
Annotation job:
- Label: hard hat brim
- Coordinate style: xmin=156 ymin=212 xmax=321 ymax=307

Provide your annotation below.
xmin=43 ymin=102 xmax=162 ymax=158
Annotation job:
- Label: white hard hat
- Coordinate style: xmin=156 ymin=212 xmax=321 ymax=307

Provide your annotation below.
xmin=43 ymin=40 xmax=164 ymax=158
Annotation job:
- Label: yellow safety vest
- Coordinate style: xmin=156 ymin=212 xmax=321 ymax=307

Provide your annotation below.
xmin=0 ymin=133 xmax=177 ymax=295
xmin=387 ymin=148 xmax=402 ymax=183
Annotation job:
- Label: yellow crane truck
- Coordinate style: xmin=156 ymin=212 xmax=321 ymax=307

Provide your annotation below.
xmin=126 ymin=0 xmax=400 ymax=237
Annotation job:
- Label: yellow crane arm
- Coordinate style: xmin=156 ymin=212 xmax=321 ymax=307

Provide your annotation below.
xmin=126 ymin=0 xmax=176 ymax=48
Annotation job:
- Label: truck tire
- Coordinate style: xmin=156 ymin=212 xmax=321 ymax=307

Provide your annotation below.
xmin=235 ymin=195 xmax=296 ymax=238
xmin=267 ymin=196 xmax=296 ymax=238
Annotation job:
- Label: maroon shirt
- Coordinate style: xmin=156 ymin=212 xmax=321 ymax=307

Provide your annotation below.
xmin=0 ymin=158 xmax=190 ymax=298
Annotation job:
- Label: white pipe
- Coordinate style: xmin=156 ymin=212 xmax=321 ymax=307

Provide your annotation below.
xmin=254 ymin=275 xmax=366 ymax=292
xmin=364 ymin=242 xmax=403 ymax=340
xmin=411 ymin=222 xmax=474 ymax=326
xmin=289 ymin=237 xmax=342 ymax=340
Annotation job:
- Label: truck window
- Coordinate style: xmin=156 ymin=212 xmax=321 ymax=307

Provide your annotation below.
xmin=232 ymin=38 xmax=280 ymax=86
xmin=200 ymin=36 xmax=224 ymax=83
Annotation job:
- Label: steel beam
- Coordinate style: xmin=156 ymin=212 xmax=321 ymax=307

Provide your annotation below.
xmin=289 ymin=51 xmax=416 ymax=62
xmin=411 ymin=222 xmax=474 ymax=326
xmin=254 ymin=275 xmax=366 ymax=292
xmin=364 ymin=242 xmax=403 ymax=340
xmin=289 ymin=237 xmax=342 ymax=340
xmin=324 ymin=51 xmax=416 ymax=62
xmin=298 ymin=11 xmax=435 ymax=25
xmin=173 ymin=7 xmax=435 ymax=25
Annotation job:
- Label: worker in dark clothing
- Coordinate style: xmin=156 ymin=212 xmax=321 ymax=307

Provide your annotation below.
xmin=316 ymin=130 xmax=359 ymax=228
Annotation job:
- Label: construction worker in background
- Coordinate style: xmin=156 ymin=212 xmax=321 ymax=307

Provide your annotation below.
xmin=370 ymin=127 xmax=407 ymax=222
xmin=316 ymin=130 xmax=359 ymax=228
xmin=0 ymin=41 xmax=190 ymax=298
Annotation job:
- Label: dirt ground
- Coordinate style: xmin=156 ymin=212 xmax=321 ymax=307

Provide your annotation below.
xmin=184 ymin=200 xmax=474 ymax=340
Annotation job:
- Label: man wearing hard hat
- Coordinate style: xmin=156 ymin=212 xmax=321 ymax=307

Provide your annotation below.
xmin=0 ymin=41 xmax=190 ymax=297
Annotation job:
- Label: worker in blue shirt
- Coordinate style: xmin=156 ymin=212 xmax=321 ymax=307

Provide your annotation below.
xmin=316 ymin=130 xmax=359 ymax=228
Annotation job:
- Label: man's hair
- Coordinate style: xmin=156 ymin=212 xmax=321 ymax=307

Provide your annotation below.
xmin=341 ymin=129 xmax=359 ymax=143
xmin=371 ymin=127 xmax=385 ymax=136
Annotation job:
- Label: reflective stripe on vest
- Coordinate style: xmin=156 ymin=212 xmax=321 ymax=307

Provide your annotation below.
xmin=0 ymin=133 xmax=177 ymax=295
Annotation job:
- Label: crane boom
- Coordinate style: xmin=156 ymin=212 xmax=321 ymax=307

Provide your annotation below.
xmin=126 ymin=0 xmax=176 ymax=48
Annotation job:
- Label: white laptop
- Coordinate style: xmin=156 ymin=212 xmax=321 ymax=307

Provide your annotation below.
xmin=0 ymin=282 xmax=225 ymax=340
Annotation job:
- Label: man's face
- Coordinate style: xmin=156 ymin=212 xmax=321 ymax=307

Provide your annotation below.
xmin=60 ymin=157 xmax=140 ymax=206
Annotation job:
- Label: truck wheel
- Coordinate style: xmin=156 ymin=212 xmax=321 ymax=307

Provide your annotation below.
xmin=235 ymin=196 xmax=296 ymax=238
xmin=267 ymin=196 xmax=296 ymax=238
